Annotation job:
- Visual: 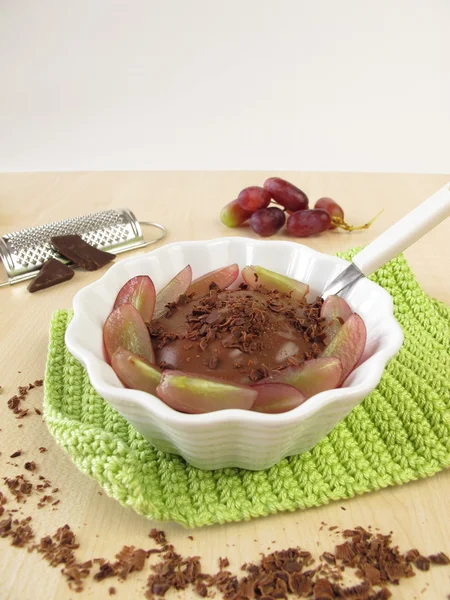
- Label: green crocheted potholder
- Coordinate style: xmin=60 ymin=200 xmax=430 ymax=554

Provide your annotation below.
xmin=44 ymin=250 xmax=450 ymax=528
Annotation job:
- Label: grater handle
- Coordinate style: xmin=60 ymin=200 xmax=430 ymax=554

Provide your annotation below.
xmin=138 ymin=221 xmax=167 ymax=247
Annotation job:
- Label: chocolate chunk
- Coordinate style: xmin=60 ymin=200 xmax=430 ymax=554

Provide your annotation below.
xmin=373 ymin=589 xmax=392 ymax=600
xmin=362 ymin=563 xmax=381 ymax=585
xmin=335 ymin=542 xmax=356 ymax=563
xmin=51 ymin=234 xmax=115 ymax=271
xmin=405 ymin=548 xmax=420 ymax=562
xmin=314 ymin=578 xmax=335 ymax=599
xmin=414 ymin=555 xmax=431 ymax=571
xmin=428 ymin=552 xmax=450 ymax=565
xmin=321 ymin=552 xmax=336 ymax=565
xmin=27 ymin=258 xmax=74 ymax=293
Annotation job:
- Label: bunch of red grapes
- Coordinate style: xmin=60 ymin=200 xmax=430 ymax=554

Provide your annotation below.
xmin=221 ymin=177 xmax=353 ymax=237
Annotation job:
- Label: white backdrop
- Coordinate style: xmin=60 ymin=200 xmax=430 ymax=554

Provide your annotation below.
xmin=0 ymin=0 xmax=449 ymax=173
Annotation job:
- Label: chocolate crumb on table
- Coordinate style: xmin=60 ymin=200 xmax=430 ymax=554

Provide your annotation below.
xmin=0 ymin=454 xmax=449 ymax=600
xmin=428 ymin=552 xmax=450 ymax=565
xmin=6 ymin=380 xmax=44 ymax=421
xmin=414 ymin=555 xmax=431 ymax=571
xmin=0 ymin=519 xmax=449 ymax=597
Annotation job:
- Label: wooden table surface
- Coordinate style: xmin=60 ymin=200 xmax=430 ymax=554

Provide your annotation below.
xmin=0 ymin=172 xmax=449 ymax=600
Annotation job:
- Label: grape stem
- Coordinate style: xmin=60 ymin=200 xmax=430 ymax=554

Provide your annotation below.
xmin=331 ymin=209 xmax=384 ymax=232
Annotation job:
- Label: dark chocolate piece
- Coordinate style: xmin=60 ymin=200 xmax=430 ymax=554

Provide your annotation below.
xmin=27 ymin=259 xmax=74 ymax=293
xmin=51 ymin=234 xmax=115 ymax=271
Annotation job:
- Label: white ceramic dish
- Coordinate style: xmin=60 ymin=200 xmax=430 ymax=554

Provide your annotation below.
xmin=66 ymin=237 xmax=404 ymax=470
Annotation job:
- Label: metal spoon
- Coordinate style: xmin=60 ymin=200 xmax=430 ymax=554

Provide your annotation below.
xmin=322 ymin=182 xmax=450 ymax=299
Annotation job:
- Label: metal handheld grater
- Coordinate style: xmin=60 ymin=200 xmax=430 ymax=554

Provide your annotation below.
xmin=0 ymin=208 xmax=166 ymax=287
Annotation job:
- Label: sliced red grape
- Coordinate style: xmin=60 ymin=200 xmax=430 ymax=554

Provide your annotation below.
xmin=103 ymin=303 xmax=155 ymax=364
xmin=237 ymin=186 xmax=271 ymax=212
xmin=113 ymin=275 xmax=156 ymax=323
xmin=261 ymin=357 xmax=342 ymax=398
xmin=322 ymin=319 xmax=342 ymax=345
xmin=154 ymin=265 xmax=192 ymax=319
xmin=321 ymin=295 xmax=352 ymax=323
xmin=263 ymin=177 xmax=309 ymax=211
xmin=315 ymin=197 xmax=344 ymax=229
xmin=322 ymin=313 xmax=367 ymax=383
xmin=251 ymin=383 xmax=306 ymax=413
xmin=250 ymin=207 xmax=285 ymax=237
xmin=241 ymin=265 xmax=309 ymax=301
xmin=321 ymin=295 xmax=353 ymax=343
xmin=156 ymin=371 xmax=257 ymax=414
xmin=286 ymin=209 xmax=331 ymax=237
xmin=187 ymin=264 xmax=239 ymax=297
xmin=111 ymin=347 xmax=161 ymax=394
xmin=221 ymin=199 xmax=253 ymax=227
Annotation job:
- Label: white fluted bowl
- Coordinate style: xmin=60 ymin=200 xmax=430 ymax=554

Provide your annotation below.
xmin=66 ymin=237 xmax=403 ymax=470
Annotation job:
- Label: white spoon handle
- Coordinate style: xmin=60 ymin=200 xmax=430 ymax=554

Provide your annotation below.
xmin=352 ymin=182 xmax=450 ymax=276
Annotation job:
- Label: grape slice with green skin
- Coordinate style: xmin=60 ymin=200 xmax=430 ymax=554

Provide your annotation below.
xmin=111 ymin=347 xmax=161 ymax=394
xmin=156 ymin=371 xmax=257 ymax=414
xmin=251 ymin=382 xmax=306 ymax=413
xmin=260 ymin=357 xmax=342 ymax=398
xmin=322 ymin=313 xmax=367 ymax=384
xmin=153 ymin=265 xmax=193 ymax=319
xmin=241 ymin=265 xmax=309 ymax=301
xmin=103 ymin=303 xmax=155 ymax=364
xmin=187 ymin=264 xmax=239 ymax=297
xmin=321 ymin=295 xmax=352 ymax=322
xmin=114 ymin=275 xmax=156 ymax=323
xmin=321 ymin=295 xmax=353 ymax=344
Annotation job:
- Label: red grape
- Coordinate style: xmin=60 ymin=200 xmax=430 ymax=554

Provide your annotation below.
xmin=237 ymin=186 xmax=271 ymax=212
xmin=250 ymin=207 xmax=286 ymax=237
xmin=221 ymin=199 xmax=253 ymax=227
xmin=286 ymin=209 xmax=330 ymax=237
xmin=263 ymin=177 xmax=308 ymax=211
xmin=315 ymin=197 xmax=344 ymax=229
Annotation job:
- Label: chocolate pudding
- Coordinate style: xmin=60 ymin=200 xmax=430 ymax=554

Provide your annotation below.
xmin=149 ymin=283 xmax=326 ymax=384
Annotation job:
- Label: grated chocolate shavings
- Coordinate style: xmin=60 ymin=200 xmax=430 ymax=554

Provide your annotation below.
xmin=414 ymin=556 xmax=431 ymax=571
xmin=428 ymin=552 xmax=450 ymax=565
xmin=0 ymin=461 xmax=449 ymax=600
xmin=313 ymin=578 xmax=334 ymax=599
xmin=149 ymin=528 xmax=168 ymax=546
